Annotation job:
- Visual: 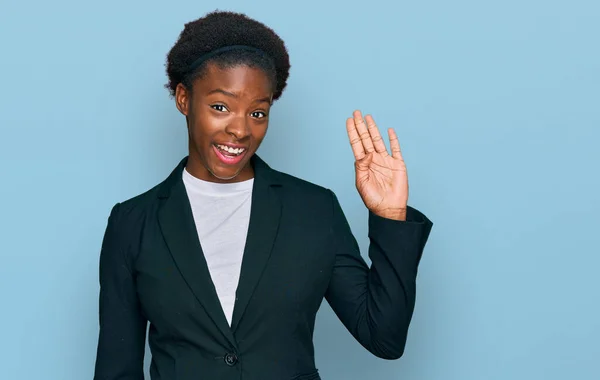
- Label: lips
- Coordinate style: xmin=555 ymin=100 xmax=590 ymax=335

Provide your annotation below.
xmin=215 ymin=143 xmax=247 ymax=156
xmin=212 ymin=143 xmax=248 ymax=165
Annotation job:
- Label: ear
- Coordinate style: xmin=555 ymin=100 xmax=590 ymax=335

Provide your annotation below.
xmin=175 ymin=83 xmax=191 ymax=116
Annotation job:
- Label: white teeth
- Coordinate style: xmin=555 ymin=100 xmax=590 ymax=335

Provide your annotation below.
xmin=217 ymin=144 xmax=246 ymax=155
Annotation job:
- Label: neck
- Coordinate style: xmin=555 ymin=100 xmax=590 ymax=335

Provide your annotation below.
xmin=185 ymin=155 xmax=255 ymax=184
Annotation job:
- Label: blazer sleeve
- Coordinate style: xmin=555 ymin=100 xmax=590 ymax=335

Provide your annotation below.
xmin=94 ymin=203 xmax=147 ymax=380
xmin=324 ymin=191 xmax=433 ymax=360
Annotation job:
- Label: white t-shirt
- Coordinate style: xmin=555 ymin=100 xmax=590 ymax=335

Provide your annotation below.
xmin=182 ymin=168 xmax=253 ymax=326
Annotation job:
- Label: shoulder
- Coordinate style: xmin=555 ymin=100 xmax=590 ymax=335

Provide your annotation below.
xmin=271 ymin=166 xmax=334 ymax=200
xmin=266 ymin=166 xmax=340 ymax=223
xmin=117 ymin=183 xmax=162 ymax=216
xmin=102 ymin=185 xmax=159 ymax=241
xmin=100 ymin=182 xmax=167 ymax=269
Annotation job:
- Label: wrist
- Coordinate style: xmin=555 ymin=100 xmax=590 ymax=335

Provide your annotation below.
xmin=373 ymin=207 xmax=407 ymax=221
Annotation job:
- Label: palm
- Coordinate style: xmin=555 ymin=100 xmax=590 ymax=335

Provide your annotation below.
xmin=346 ymin=110 xmax=409 ymax=220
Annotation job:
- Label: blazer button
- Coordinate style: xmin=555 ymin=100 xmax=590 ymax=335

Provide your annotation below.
xmin=224 ymin=353 xmax=238 ymax=366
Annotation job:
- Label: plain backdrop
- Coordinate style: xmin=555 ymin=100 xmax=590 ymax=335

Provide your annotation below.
xmin=1 ymin=0 xmax=599 ymax=379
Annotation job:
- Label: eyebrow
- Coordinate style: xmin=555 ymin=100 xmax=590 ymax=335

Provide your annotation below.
xmin=207 ymin=88 xmax=271 ymax=104
xmin=255 ymin=96 xmax=272 ymax=104
xmin=207 ymin=88 xmax=238 ymax=98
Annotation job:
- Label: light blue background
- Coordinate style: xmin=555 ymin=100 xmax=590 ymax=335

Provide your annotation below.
xmin=1 ymin=0 xmax=598 ymax=379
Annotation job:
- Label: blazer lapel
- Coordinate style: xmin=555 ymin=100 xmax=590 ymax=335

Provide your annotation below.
xmin=157 ymin=158 xmax=237 ymax=348
xmin=230 ymin=155 xmax=282 ymax=332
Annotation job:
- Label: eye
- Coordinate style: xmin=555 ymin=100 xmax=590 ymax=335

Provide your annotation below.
xmin=210 ymin=104 xmax=229 ymax=112
xmin=251 ymin=111 xmax=267 ymax=119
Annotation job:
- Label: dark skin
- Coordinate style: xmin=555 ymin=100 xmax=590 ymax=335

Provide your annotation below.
xmin=175 ymin=62 xmax=408 ymax=220
xmin=175 ymin=63 xmax=274 ymax=183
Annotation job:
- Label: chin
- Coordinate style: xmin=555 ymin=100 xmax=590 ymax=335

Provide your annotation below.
xmin=209 ymin=167 xmax=243 ymax=181
xmin=190 ymin=144 xmax=254 ymax=182
xmin=207 ymin=157 xmax=251 ymax=182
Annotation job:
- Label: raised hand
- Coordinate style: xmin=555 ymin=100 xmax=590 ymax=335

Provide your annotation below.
xmin=346 ymin=110 xmax=409 ymax=221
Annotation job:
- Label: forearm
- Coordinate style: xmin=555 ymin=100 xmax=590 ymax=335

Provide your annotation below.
xmin=94 ymin=203 xmax=147 ymax=379
xmin=326 ymin=201 xmax=433 ymax=359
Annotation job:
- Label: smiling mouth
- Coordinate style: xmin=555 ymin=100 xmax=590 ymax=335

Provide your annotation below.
xmin=215 ymin=144 xmax=247 ymax=156
xmin=212 ymin=143 xmax=249 ymax=165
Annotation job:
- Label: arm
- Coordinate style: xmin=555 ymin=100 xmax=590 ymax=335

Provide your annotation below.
xmin=94 ymin=203 xmax=147 ymax=380
xmin=325 ymin=192 xmax=432 ymax=359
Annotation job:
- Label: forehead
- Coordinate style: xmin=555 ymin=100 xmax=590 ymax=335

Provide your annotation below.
xmin=194 ymin=63 xmax=273 ymax=96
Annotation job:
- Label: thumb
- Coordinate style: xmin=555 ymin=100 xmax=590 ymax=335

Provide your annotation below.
xmin=355 ymin=152 xmax=373 ymax=172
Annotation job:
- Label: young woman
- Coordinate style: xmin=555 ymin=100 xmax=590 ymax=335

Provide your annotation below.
xmin=93 ymin=10 xmax=433 ymax=380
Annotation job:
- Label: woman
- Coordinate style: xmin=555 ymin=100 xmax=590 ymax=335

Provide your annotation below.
xmin=93 ymin=10 xmax=433 ymax=380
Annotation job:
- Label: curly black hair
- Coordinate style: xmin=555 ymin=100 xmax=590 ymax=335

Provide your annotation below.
xmin=165 ymin=11 xmax=291 ymax=101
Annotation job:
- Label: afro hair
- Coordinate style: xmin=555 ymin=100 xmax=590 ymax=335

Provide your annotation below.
xmin=165 ymin=11 xmax=291 ymax=101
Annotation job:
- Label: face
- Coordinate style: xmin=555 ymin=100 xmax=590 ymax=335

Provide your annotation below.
xmin=175 ymin=63 xmax=273 ymax=183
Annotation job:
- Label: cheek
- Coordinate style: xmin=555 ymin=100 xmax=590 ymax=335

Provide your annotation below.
xmin=189 ymin=110 xmax=220 ymax=139
xmin=252 ymin=122 xmax=269 ymax=142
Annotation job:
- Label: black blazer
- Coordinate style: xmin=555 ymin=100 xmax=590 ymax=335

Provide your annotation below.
xmin=93 ymin=155 xmax=433 ymax=380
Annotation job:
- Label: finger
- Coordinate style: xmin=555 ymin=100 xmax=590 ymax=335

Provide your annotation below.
xmin=355 ymin=151 xmax=373 ymax=171
xmin=353 ymin=110 xmax=375 ymax=154
xmin=355 ymin=152 xmax=372 ymax=189
xmin=388 ymin=128 xmax=403 ymax=159
xmin=365 ymin=114 xmax=388 ymax=155
xmin=346 ymin=117 xmax=366 ymax=160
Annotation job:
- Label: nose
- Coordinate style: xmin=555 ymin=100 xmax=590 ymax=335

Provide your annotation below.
xmin=225 ymin=115 xmax=251 ymax=140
